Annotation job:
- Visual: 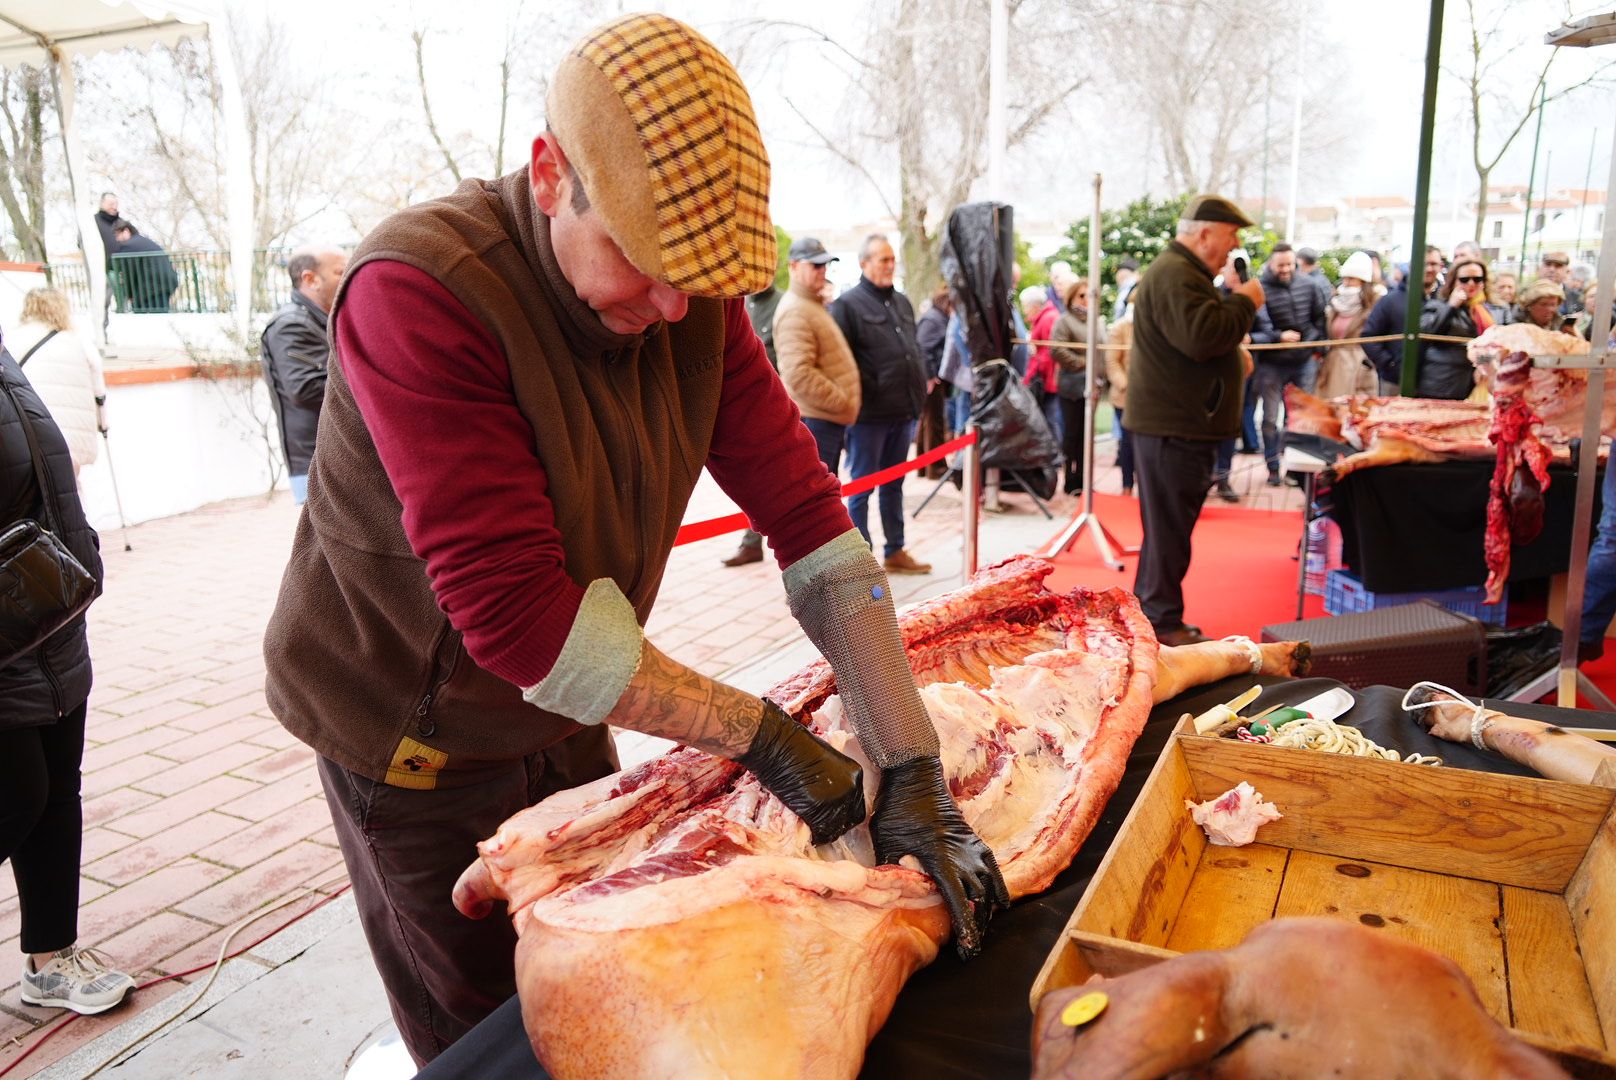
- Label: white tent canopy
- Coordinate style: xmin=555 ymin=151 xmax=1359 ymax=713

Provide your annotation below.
xmin=0 ymin=0 xmax=252 ymax=345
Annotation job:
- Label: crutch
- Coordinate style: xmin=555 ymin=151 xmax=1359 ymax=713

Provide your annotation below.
xmin=99 ymin=427 xmax=133 ymax=551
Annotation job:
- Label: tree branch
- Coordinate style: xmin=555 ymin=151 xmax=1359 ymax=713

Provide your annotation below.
xmin=412 ymin=28 xmax=462 ymax=184
xmin=782 ymin=93 xmax=898 ymax=222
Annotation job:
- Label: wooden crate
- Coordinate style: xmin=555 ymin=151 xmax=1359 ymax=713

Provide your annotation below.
xmin=1030 ymin=719 xmax=1616 ymax=1069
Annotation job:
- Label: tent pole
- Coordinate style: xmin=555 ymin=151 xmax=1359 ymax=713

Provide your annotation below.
xmin=208 ymin=9 xmax=254 ymax=347
xmin=47 ymin=47 xmax=107 ymax=346
xmin=1400 ymin=0 xmax=1444 ymax=397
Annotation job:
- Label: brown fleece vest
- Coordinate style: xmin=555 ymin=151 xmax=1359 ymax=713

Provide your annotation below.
xmin=263 ymin=170 xmax=725 ymax=788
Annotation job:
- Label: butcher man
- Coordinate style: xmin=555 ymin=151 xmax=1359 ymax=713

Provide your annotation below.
xmin=262 ymin=12 xmax=1006 ymax=1066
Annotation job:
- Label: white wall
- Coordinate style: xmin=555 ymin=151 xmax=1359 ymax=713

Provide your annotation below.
xmin=75 ymin=375 xmax=285 ymax=531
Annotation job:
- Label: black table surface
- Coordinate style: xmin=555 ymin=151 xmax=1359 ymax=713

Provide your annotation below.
xmin=416 ymin=679 xmax=1616 ymax=1080
xmin=1328 ymin=459 xmax=1602 ymax=594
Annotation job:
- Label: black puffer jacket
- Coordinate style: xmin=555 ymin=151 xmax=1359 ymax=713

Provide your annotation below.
xmin=0 ymin=349 xmax=102 ymax=729
xmin=830 ymin=277 xmax=926 ymax=424
xmin=1250 ymin=268 xmax=1326 ymax=366
xmin=260 ymin=292 xmax=331 ymax=475
xmin=1417 ymin=299 xmax=1481 ymax=400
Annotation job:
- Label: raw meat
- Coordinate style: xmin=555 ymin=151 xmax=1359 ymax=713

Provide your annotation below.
xmin=1032 ymin=918 xmax=1570 ymax=1079
xmin=1186 ymin=781 xmax=1283 ymax=846
xmin=452 ymin=557 xmax=1307 ymax=1080
xmin=1484 ymin=345 xmax=1555 ymax=602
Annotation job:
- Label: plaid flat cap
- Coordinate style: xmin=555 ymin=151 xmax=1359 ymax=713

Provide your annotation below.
xmin=547 ymin=13 xmax=775 ymax=298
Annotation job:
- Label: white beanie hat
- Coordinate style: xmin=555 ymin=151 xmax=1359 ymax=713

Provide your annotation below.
xmin=1339 ymin=251 xmax=1376 ymax=282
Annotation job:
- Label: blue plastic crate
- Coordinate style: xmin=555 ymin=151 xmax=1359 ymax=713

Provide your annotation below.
xmin=1323 ymin=569 xmax=1507 ymax=627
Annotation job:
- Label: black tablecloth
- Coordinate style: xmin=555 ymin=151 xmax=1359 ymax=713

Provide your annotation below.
xmin=416 ymin=679 xmax=1616 ymax=1080
xmin=1328 ymin=460 xmax=1602 ymax=594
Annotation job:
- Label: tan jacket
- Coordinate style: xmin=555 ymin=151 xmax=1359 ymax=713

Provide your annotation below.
xmin=776 ymin=280 xmax=860 ymax=425
xmin=1104 ymin=319 xmax=1133 ymax=411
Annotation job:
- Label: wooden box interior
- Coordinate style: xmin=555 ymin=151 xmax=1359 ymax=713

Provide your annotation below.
xmin=1030 ymin=723 xmax=1616 ymax=1067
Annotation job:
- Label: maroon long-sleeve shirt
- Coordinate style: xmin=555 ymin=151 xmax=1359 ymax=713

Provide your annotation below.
xmin=334 ymin=260 xmax=852 ymax=689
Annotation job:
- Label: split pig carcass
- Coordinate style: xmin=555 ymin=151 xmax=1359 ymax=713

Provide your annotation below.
xmin=453 ymin=556 xmax=1310 ymax=1080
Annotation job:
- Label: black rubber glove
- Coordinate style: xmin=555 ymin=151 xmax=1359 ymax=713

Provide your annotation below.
xmin=736 ymin=698 xmax=866 ymax=844
xmin=871 ymin=755 xmax=1010 ymax=959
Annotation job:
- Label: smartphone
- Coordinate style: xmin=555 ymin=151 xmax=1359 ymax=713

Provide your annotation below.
xmin=1230 ymin=249 xmax=1251 ymax=283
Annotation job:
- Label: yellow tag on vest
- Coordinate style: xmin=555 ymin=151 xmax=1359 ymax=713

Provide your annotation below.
xmin=386 ymin=736 xmax=448 ymax=790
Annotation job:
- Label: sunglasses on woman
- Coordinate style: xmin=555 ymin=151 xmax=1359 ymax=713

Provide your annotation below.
xmin=1456 ymin=275 xmax=1485 ymax=284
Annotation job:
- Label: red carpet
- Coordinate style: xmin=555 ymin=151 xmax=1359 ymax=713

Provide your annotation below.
xmin=1039 ymin=493 xmax=1616 ymax=709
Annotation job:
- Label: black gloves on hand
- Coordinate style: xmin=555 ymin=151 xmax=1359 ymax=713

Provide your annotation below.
xmin=737 ymin=698 xmax=866 ymax=845
xmin=871 ymin=755 xmax=1010 ymax=959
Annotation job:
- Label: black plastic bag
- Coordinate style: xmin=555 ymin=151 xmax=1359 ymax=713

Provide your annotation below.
xmin=968 ymin=360 xmax=1060 ymax=498
xmin=1483 ymin=621 xmax=1563 ymax=699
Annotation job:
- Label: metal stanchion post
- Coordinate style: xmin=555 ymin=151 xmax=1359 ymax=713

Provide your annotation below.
xmin=1045 ymin=173 xmax=1136 ymax=570
xmin=961 ymin=424 xmax=980 ymax=583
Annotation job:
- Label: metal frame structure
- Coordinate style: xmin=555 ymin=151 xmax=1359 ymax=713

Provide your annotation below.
xmin=1046 ymin=173 xmax=1138 ymax=570
xmin=1506 ymin=13 xmax=1616 ymax=711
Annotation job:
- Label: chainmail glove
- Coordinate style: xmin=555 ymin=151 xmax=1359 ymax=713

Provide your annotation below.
xmin=736 ymin=698 xmax=866 ymax=845
xmin=871 ymin=755 xmax=1010 ymax=959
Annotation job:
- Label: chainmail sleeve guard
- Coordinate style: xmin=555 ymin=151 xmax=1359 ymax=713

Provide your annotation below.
xmin=784 ymin=529 xmax=940 ymax=767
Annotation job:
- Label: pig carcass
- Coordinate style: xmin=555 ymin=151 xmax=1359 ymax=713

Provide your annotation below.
xmin=453 ymin=557 xmax=1307 ymax=1080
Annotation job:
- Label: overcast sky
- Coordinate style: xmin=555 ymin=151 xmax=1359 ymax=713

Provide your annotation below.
xmin=245 ymin=0 xmax=1616 ymax=243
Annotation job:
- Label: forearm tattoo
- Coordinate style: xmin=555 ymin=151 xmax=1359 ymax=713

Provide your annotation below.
xmin=605 ymin=640 xmax=764 ymax=757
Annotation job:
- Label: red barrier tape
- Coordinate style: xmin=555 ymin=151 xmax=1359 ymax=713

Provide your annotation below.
xmin=672 ymin=430 xmax=977 ymax=547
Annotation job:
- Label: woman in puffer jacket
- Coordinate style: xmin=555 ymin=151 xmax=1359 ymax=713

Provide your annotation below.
xmin=1 ymin=345 xmax=133 ymax=1016
xmin=9 ymin=289 xmax=107 ymax=478
xmin=1418 ymin=258 xmax=1493 ymax=400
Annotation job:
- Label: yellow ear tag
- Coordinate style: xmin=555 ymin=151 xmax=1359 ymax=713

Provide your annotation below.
xmin=1060 ymin=991 xmax=1109 ymax=1028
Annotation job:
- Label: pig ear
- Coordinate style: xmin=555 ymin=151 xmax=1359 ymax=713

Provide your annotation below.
xmin=453 ymin=858 xmax=501 ymax=920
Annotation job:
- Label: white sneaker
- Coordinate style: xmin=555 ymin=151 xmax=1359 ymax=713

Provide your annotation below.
xmin=19 ymin=945 xmax=134 ymax=1015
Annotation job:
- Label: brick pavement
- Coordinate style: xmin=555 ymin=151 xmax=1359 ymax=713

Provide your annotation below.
xmin=0 ymin=428 xmax=1298 ymax=1076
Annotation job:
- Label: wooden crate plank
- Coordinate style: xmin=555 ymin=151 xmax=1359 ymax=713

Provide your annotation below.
xmin=1568 ymin=810 xmax=1616 ymax=1050
xmin=1274 ymin=850 xmax=1507 ymax=1021
xmin=1181 ymin=734 xmax=1611 ymax=891
xmin=1502 ymin=886 xmax=1605 ymax=1050
xmin=1068 ymin=743 xmax=1203 ymax=949
xmin=1070 ymin=931 xmax=1177 ymax=979
xmin=1166 ymin=843 xmax=1289 ymax=954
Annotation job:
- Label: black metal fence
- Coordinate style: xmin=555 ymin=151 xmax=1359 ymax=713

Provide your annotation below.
xmin=40 ymin=249 xmax=311 ymax=317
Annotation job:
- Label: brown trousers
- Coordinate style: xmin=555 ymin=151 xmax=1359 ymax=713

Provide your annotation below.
xmin=317 ymin=726 xmax=619 ymax=1065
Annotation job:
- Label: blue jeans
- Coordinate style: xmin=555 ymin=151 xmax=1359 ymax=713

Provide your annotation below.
xmin=1251 ymin=359 xmax=1317 ymax=472
xmin=948 ymin=389 xmax=971 ymax=434
xmin=1213 ymin=439 xmax=1235 ymax=483
xmin=801 ymin=417 xmax=847 ymax=479
xmin=845 ymin=420 xmax=914 ymax=558
xmin=1582 ymin=463 xmax=1616 ymax=645
xmin=290 ymin=473 xmax=308 ymax=505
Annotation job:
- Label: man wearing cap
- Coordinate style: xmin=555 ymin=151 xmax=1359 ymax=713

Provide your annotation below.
xmin=831 ymin=234 xmax=933 ymax=575
xmin=262 ymin=14 xmax=1004 ymax=1064
xmin=1124 ymin=195 xmax=1265 ymax=646
xmin=776 ymin=237 xmax=861 ymax=477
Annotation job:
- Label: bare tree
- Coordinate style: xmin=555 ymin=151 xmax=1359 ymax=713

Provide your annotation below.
xmin=77 ymin=17 xmax=361 ymax=261
xmin=1109 ymin=0 xmax=1339 ymax=206
xmin=0 ymin=66 xmax=51 ymax=263
xmin=407 ymin=3 xmax=607 ymax=184
xmin=734 ymin=0 xmax=1100 ymax=296
xmin=1449 ymin=0 xmax=1615 ymax=243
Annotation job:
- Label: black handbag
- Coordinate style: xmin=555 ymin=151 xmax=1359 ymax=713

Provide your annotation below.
xmin=0 ymin=376 xmax=97 ymax=667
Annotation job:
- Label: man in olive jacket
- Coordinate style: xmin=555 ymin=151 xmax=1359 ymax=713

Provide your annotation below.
xmin=1126 ymin=195 xmax=1265 ymax=644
